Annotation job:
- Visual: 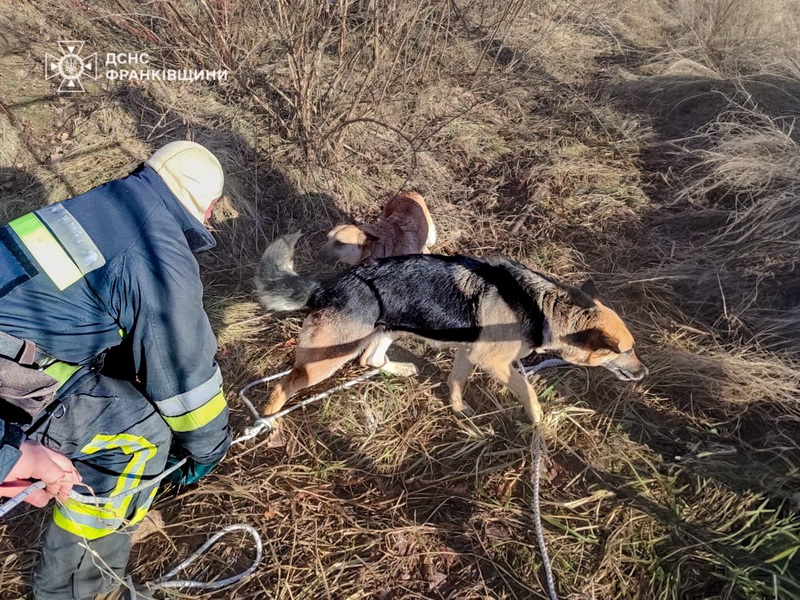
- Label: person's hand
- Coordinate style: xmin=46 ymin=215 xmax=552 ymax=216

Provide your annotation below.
xmin=0 ymin=441 xmax=81 ymax=507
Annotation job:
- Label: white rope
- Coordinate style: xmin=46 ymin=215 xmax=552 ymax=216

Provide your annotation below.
xmin=521 ymin=357 xmax=567 ymax=600
xmin=0 ymin=480 xmax=47 ymax=516
xmin=532 ymin=432 xmax=558 ymax=600
xmin=153 ymin=524 xmax=263 ymax=590
xmin=523 ymin=357 xmax=569 ymax=376
xmin=0 ymin=457 xmax=195 ymax=511
xmin=71 ymin=458 xmax=190 ymax=506
xmin=236 ymin=369 xmax=292 ymax=423
xmin=235 ymin=368 xmax=381 ymax=443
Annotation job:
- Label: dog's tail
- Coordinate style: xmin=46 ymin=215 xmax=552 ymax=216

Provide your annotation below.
xmin=255 ymin=233 xmax=320 ymax=312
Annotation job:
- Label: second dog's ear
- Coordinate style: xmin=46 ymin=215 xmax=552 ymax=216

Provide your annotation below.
xmin=581 ymin=279 xmax=601 ymax=299
xmin=360 ymin=224 xmax=381 ymax=241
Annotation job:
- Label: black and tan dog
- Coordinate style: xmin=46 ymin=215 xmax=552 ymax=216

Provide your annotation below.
xmin=256 ymin=235 xmax=647 ymax=425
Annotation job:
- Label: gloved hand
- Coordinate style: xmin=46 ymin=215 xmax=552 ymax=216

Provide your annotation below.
xmin=165 ymin=454 xmax=221 ymax=486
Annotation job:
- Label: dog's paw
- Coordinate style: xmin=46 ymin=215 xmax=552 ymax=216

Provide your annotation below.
xmin=266 ymin=425 xmax=286 ymax=448
xmin=380 ymin=361 xmax=419 ymax=377
xmin=451 ymin=401 xmax=476 ymax=418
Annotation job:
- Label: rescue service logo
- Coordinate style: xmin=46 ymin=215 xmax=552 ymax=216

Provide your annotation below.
xmin=44 ymin=41 xmax=98 ymax=93
xmin=44 ymin=41 xmax=228 ymax=94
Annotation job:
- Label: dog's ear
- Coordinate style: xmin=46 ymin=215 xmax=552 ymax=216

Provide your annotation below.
xmin=579 ymin=278 xmax=616 ymax=309
xmin=360 ymin=224 xmax=381 ymax=241
xmin=581 ymin=279 xmax=601 ymax=299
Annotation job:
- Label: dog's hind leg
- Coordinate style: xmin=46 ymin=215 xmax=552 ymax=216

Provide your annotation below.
xmin=263 ymin=314 xmax=374 ymax=417
xmin=359 ymin=331 xmax=418 ymax=377
xmin=470 ymin=344 xmax=543 ymax=425
xmin=448 ymin=348 xmax=475 ymax=416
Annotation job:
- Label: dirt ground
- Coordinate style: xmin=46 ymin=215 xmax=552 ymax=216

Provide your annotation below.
xmin=1 ymin=1 xmax=799 ymax=599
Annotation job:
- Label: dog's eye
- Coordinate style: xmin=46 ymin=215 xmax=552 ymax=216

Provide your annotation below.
xmin=333 ymin=241 xmax=344 ymax=247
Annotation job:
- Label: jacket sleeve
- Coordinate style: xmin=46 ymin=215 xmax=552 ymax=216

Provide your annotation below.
xmin=111 ymin=251 xmax=231 ymax=465
xmin=0 ymin=419 xmax=24 ymax=482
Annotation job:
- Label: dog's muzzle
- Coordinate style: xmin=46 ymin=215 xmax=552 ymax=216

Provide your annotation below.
xmin=605 ymin=363 xmax=648 ymax=382
xmin=601 ymin=347 xmax=649 ymax=382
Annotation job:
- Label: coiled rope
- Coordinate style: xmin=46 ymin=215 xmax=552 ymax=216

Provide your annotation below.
xmin=153 ymin=524 xmax=264 ymax=590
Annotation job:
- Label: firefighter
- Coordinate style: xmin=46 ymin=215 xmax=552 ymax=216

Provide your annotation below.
xmin=0 ymin=141 xmax=232 ymax=599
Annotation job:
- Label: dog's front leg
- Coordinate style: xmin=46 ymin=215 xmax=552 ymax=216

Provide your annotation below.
xmin=262 ymin=373 xmax=298 ymax=447
xmin=475 ymin=357 xmax=543 ymax=425
xmin=448 ymin=348 xmax=475 ymax=416
xmin=263 ymin=375 xmax=293 ymax=417
xmin=506 ymin=368 xmax=543 ymax=425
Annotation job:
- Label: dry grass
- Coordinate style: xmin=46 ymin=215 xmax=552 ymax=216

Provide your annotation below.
xmin=1 ymin=0 xmax=800 ymax=598
xmin=675 ymin=0 xmax=800 ymax=77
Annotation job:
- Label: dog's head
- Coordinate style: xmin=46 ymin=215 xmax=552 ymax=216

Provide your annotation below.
xmin=318 ymin=224 xmax=377 ymax=265
xmin=556 ymin=280 xmax=648 ymax=382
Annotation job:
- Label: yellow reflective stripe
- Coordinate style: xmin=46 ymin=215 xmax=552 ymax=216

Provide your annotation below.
xmin=163 ymin=390 xmax=226 ymax=433
xmin=131 ymin=487 xmax=159 ymax=526
xmin=43 ymin=361 xmax=82 ymax=387
xmin=54 ymin=434 xmax=157 ymax=540
xmin=83 ymin=434 xmax=156 ymax=518
xmin=54 ymin=505 xmax=112 ymax=540
xmin=156 ymin=368 xmax=223 ymax=417
xmin=8 ymin=213 xmax=82 ymax=291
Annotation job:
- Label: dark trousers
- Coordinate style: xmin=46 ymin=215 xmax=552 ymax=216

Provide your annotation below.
xmin=26 ymin=370 xmax=171 ymax=600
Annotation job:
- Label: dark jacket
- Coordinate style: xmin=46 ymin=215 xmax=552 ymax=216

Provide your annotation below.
xmin=0 ymin=165 xmax=230 ymax=481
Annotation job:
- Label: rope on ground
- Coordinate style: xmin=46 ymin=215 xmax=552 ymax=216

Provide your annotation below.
xmin=522 ymin=357 xmax=568 ymax=600
xmin=532 ymin=432 xmax=559 ymax=600
xmin=235 ymin=368 xmax=381 ymax=443
xmin=152 ymin=524 xmax=263 ymax=590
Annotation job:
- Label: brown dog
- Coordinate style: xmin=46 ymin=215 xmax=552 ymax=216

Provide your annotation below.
xmin=318 ymin=192 xmax=437 ymax=265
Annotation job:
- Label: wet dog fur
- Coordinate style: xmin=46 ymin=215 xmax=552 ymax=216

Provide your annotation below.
xmin=256 ymin=235 xmax=648 ymax=426
xmin=318 ymin=192 xmax=437 ymax=265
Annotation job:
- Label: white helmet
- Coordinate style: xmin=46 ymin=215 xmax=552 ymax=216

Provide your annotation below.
xmin=145 ymin=141 xmax=224 ymax=223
